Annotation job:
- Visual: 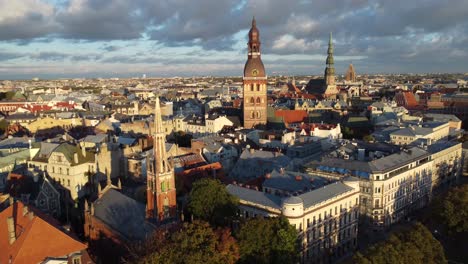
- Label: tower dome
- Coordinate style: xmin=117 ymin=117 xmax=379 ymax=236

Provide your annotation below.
xmin=281 ymin=196 xmax=304 ymax=217
xmin=244 ymin=17 xmax=265 ymax=78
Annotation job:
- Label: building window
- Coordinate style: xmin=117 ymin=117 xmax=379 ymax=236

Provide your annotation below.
xmin=67 ymin=168 xmax=69 ymax=175
xmin=257 ymin=85 xmax=260 ymax=91
xmin=67 ymin=179 xmax=70 ymax=187
xmin=73 ymin=257 xmax=81 ymax=264
xmin=250 ymin=97 xmax=255 ymax=104
xmin=256 ymin=97 xmax=261 ymax=104
xmin=250 ymin=84 xmax=254 ymax=91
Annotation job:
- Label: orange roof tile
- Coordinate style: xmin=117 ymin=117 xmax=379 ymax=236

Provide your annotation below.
xmin=274 ymin=110 xmax=308 ymax=124
xmin=0 ymin=201 xmax=87 ymax=264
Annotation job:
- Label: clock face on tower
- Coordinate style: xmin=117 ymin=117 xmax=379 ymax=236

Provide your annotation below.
xmin=252 ymin=69 xmax=258 ymax=76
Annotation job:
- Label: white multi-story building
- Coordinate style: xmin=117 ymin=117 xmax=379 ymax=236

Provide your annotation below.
xmin=227 ymin=170 xmax=360 ymax=263
xmin=389 ymin=122 xmax=450 ymax=145
xmin=306 ymin=141 xmax=462 ymax=230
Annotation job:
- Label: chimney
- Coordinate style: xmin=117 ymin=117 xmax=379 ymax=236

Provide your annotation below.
xmin=81 ymin=145 xmax=86 ymax=158
xmin=22 ymin=206 xmax=28 ymax=216
xmin=7 ymin=216 xmax=15 ymax=245
xmin=74 ymin=153 xmax=79 ymax=164
xmin=28 ymin=211 xmax=34 ymax=221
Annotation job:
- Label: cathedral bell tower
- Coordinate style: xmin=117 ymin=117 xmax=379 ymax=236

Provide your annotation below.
xmin=146 ymin=97 xmax=177 ymax=222
xmin=243 ymin=17 xmax=267 ymax=129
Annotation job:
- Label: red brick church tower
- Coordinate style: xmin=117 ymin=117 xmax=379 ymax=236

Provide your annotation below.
xmin=146 ymin=97 xmax=177 ymax=222
xmin=243 ymin=17 xmax=267 ymax=128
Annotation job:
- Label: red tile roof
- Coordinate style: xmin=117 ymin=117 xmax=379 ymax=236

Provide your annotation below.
xmin=0 ymin=201 xmax=87 ymax=264
xmin=274 ymin=110 xmax=308 ymax=124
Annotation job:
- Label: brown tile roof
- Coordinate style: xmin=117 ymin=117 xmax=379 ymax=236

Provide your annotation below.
xmin=0 ymin=201 xmax=87 ymax=264
xmin=274 ymin=110 xmax=308 ymax=124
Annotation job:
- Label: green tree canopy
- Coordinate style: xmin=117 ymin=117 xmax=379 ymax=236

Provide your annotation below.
xmin=354 ymin=222 xmax=447 ymax=264
xmin=433 ymin=184 xmax=468 ymax=233
xmin=137 ymin=221 xmax=239 ymax=264
xmin=188 ymin=178 xmax=239 ymax=226
xmin=237 ymin=216 xmax=299 ymax=264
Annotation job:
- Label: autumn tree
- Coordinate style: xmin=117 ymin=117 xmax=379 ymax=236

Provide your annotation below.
xmin=188 ymin=178 xmax=239 ymax=226
xmin=354 ymin=222 xmax=447 ymax=264
xmin=137 ymin=221 xmax=239 ymax=264
xmin=237 ymin=216 xmax=299 ymax=264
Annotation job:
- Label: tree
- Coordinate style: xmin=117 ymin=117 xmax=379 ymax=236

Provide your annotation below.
xmin=354 ymin=222 xmax=447 ymax=264
xmin=363 ymin=134 xmax=375 ymax=142
xmin=188 ymin=178 xmax=239 ymax=226
xmin=137 ymin=221 xmax=239 ymax=264
xmin=433 ymin=184 xmax=468 ymax=233
xmin=237 ymin=216 xmax=299 ymax=264
xmin=173 ymin=130 xmax=193 ymax=147
xmin=342 ymin=126 xmax=354 ymax=139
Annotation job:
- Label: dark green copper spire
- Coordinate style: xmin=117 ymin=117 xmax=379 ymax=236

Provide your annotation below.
xmin=325 ymin=32 xmax=335 ymax=85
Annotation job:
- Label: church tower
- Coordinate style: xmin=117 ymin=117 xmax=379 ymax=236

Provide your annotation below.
xmin=325 ymin=32 xmax=335 ymax=86
xmin=345 ymin=63 xmax=356 ymax=82
xmin=243 ymin=17 xmax=267 ymax=129
xmin=146 ymin=97 xmax=177 ymax=222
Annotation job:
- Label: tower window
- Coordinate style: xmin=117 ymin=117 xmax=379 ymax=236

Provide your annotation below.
xmin=250 ymin=97 xmax=255 ymax=104
xmin=256 ymin=97 xmax=261 ymax=104
xmin=257 ymin=85 xmax=260 ymax=91
xmin=250 ymin=111 xmax=255 ymax=119
xmin=250 ymin=84 xmax=254 ymax=91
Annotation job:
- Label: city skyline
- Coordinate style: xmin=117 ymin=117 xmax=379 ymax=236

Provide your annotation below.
xmin=1 ymin=0 xmax=468 ymax=79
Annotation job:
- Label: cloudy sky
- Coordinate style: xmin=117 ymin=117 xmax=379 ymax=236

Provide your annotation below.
xmin=0 ymin=0 xmax=467 ymax=79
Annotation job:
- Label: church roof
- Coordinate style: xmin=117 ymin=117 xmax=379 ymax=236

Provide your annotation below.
xmin=92 ymin=188 xmax=154 ymax=241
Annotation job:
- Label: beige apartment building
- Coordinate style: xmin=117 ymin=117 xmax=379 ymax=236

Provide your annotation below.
xmin=227 ymin=171 xmax=360 ymax=263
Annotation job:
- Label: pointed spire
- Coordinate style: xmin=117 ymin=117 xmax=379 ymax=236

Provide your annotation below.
xmin=327 ymin=32 xmax=334 ymax=54
xmin=154 ymin=97 xmax=164 ymax=134
xmin=252 ymin=16 xmax=256 ymax=27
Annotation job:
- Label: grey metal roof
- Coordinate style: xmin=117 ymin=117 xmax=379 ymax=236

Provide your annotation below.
xmin=226 ymin=184 xmax=282 ymax=210
xmin=369 ymin=147 xmax=428 ymax=172
xmin=298 ymin=182 xmax=354 ymax=209
xmin=263 ymin=170 xmax=328 ymax=193
xmin=82 ymin=134 xmax=107 ymax=144
xmin=0 ymin=137 xmax=33 ymax=149
xmin=93 ymin=188 xmax=154 ymax=241
xmin=230 ymin=149 xmax=291 ymax=181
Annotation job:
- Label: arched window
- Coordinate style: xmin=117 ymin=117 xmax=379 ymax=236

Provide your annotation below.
xmin=250 ymin=111 xmax=255 ymax=119
xmin=250 ymin=97 xmax=255 ymax=104
xmin=256 ymin=111 xmax=261 ymax=118
xmin=256 ymin=97 xmax=261 ymax=104
xmin=257 ymin=84 xmax=260 ymax=91
xmin=250 ymin=84 xmax=254 ymax=91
